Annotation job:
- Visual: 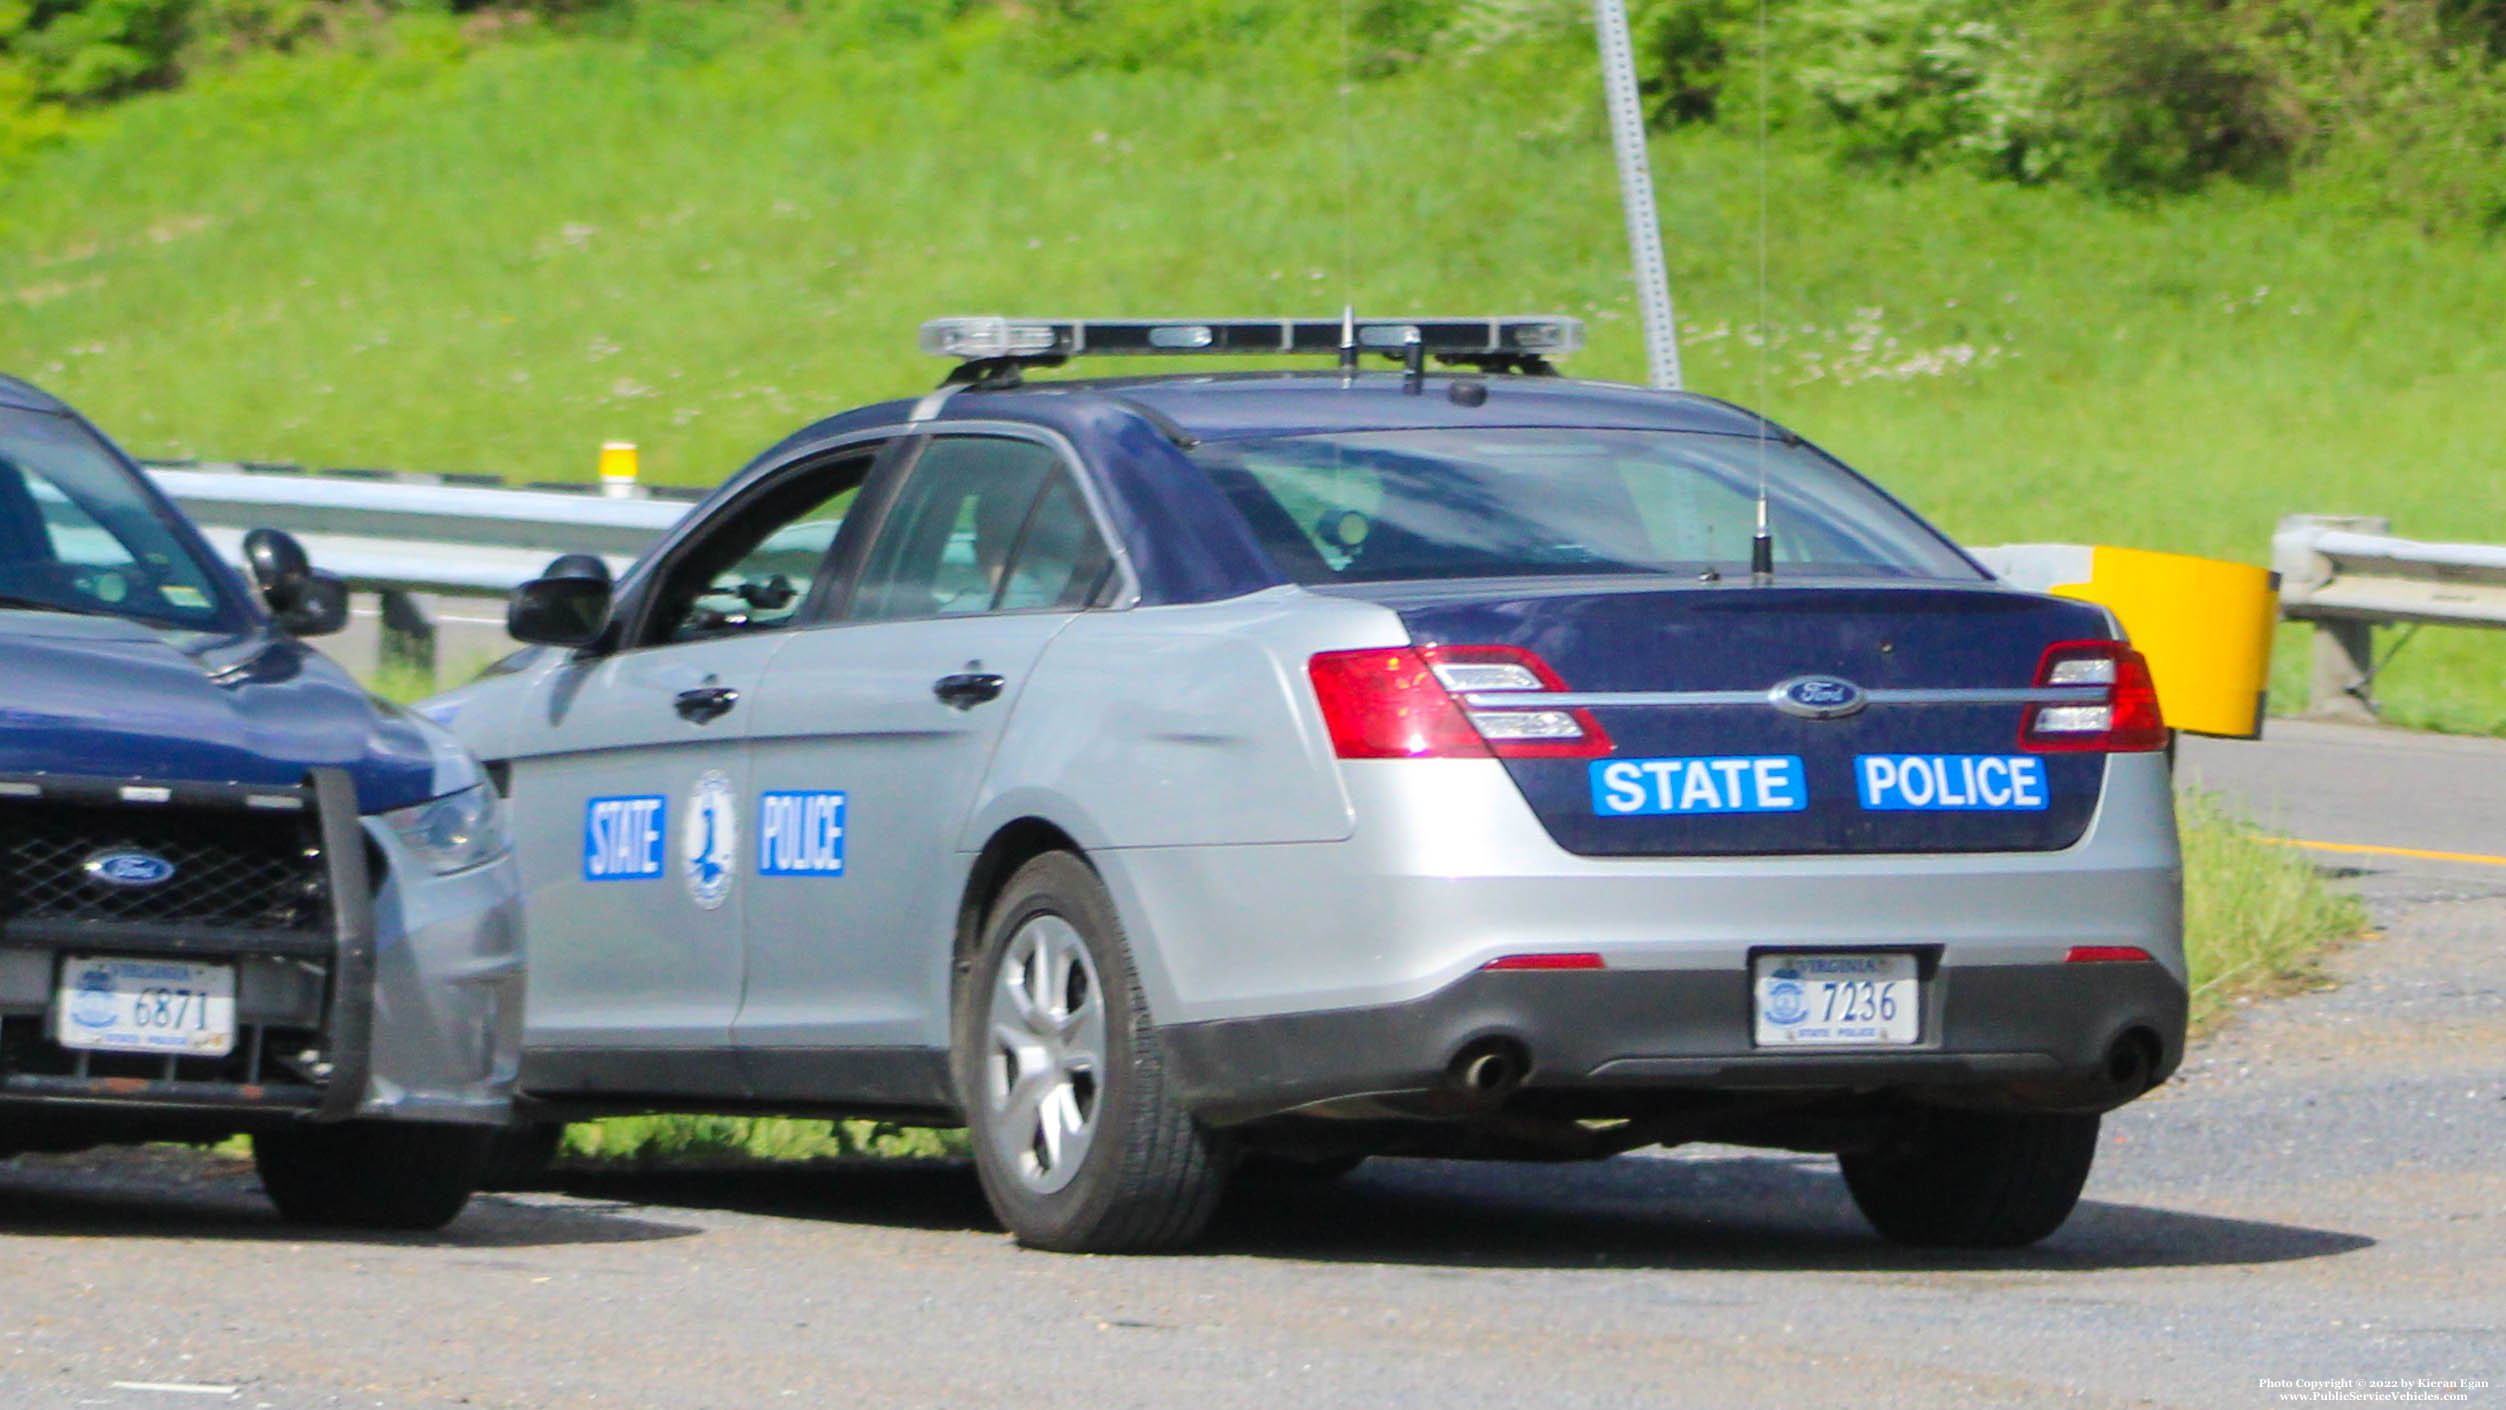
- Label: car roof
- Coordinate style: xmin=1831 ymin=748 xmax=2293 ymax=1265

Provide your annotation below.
xmin=945 ymin=371 xmax=1778 ymax=442
xmin=0 ymin=374 xmax=68 ymax=414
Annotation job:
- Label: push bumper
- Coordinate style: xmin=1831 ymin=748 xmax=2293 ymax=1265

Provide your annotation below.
xmin=0 ymin=768 xmax=521 ymax=1131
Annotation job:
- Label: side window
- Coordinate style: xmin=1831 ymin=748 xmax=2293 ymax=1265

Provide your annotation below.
xmin=849 ymin=437 xmax=1111 ymax=621
xmin=996 ymin=475 xmax=1115 ymax=612
xmin=643 ymin=451 xmax=873 ymax=646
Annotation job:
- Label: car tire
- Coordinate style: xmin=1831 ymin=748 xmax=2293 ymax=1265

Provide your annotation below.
xmin=253 ymin=1121 xmax=494 ymax=1231
xmin=1839 ymin=1109 xmax=2100 ymax=1248
xmin=955 ymin=851 xmax=1228 ymax=1253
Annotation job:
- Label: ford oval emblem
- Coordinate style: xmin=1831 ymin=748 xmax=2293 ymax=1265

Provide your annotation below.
xmin=1769 ymin=675 xmax=1868 ymax=720
xmin=82 ymin=849 xmax=178 ymax=888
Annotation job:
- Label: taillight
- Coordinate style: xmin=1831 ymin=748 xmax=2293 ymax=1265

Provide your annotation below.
xmin=1306 ymin=644 xmax=1611 ymax=760
xmin=1307 ymin=648 xmax=1490 ymax=758
xmin=2019 ymin=641 xmax=2167 ymax=753
xmin=1424 ymin=644 xmax=1612 ymax=759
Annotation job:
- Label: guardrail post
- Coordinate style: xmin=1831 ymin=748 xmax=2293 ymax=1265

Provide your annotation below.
xmin=377 ymin=589 xmax=437 ymax=687
xmin=2272 ymin=514 xmax=2390 ymax=722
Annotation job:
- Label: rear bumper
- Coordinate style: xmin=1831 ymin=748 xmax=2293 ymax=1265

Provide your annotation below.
xmin=1160 ymin=957 xmax=2188 ymax=1126
xmin=1099 ymin=748 xmax=2183 ymax=1125
xmin=1097 ymin=751 xmax=2183 ymax=1024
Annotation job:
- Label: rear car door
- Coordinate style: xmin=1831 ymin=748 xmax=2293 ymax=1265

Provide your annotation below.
xmin=735 ymin=431 xmax=1119 ymax=1078
xmin=500 ymin=449 xmax=877 ymax=1093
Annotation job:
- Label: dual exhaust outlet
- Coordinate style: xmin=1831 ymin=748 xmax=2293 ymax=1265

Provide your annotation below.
xmin=1434 ymin=1027 xmax=2162 ymax=1112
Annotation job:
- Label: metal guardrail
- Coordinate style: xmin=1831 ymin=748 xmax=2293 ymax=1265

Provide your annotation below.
xmin=142 ymin=462 xmax=697 ymax=680
xmin=2273 ymin=513 xmax=2506 ymax=720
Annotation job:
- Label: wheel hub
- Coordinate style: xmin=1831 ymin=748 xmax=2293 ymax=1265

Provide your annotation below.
xmin=984 ymin=914 xmax=1106 ymax=1194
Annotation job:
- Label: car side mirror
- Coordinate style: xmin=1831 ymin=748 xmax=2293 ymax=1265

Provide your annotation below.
xmin=510 ymin=553 xmax=614 ymax=648
xmin=243 ymin=527 xmax=349 ymax=637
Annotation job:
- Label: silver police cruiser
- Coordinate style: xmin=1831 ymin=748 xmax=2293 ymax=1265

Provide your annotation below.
xmin=427 ymin=316 xmax=2184 ymax=1253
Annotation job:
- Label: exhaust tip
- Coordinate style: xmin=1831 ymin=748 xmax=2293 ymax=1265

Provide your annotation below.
xmin=1447 ymin=1037 xmax=1530 ymax=1100
xmin=2104 ymin=1027 xmax=2160 ymax=1094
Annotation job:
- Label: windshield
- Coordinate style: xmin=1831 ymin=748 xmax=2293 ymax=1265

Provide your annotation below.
xmin=1189 ymin=427 xmax=1982 ymax=586
xmin=0 ymin=405 xmax=232 ymax=629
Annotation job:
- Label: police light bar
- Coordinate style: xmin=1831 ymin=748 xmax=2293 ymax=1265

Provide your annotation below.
xmin=917 ymin=316 xmax=1584 ymax=363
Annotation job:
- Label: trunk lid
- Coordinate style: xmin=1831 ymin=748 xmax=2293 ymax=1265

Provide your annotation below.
xmin=1346 ymin=578 xmax=2118 ymax=857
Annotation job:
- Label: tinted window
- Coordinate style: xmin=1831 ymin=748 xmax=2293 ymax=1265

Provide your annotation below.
xmin=0 ymin=406 xmax=229 ymax=628
xmin=647 ymin=453 xmax=870 ymax=645
xmin=850 ymin=438 xmax=1108 ymax=621
xmin=996 ymin=476 xmax=1115 ymax=612
xmin=1189 ymin=428 xmax=1980 ymax=585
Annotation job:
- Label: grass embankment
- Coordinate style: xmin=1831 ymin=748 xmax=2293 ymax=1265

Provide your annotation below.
xmin=0 ymin=10 xmax=2500 ymax=730
xmin=2177 ymin=788 xmax=2367 ymax=1032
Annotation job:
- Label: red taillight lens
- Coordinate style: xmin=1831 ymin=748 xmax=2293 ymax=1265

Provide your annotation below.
xmin=1308 ymin=644 xmax=1612 ymax=760
xmin=2064 ymin=945 xmax=2155 ymax=963
xmin=1307 ymin=648 xmax=1491 ymax=758
xmin=2020 ymin=641 xmax=2167 ymax=753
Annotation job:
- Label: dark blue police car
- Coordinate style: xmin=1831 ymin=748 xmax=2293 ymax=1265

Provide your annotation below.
xmin=0 ymin=374 xmax=522 ymax=1229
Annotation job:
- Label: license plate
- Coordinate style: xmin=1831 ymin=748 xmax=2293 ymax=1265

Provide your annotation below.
xmin=1752 ymin=952 xmax=1920 ymax=1047
xmin=54 ymin=956 xmax=237 ymax=1058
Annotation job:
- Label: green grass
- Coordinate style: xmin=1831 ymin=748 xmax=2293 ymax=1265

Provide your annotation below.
xmin=2178 ymin=786 xmax=2370 ymax=1031
xmin=556 ymin=1114 xmax=963 ymax=1163
xmin=4 ymin=9 xmax=2500 ymax=729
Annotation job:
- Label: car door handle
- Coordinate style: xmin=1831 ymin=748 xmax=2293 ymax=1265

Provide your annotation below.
xmin=675 ymin=685 xmax=740 ymax=724
xmin=933 ymin=673 xmax=1007 ymax=710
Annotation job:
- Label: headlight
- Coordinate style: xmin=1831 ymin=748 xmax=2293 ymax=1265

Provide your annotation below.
xmin=383 ymin=784 xmax=512 ymax=876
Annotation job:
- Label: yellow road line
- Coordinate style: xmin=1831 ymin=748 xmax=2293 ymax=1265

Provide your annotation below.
xmin=2260 ymin=837 xmax=2506 ymax=868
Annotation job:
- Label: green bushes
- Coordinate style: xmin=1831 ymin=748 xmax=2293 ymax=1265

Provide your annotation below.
xmin=0 ymin=0 xmax=602 ymax=171
xmin=1423 ymin=0 xmax=2506 ymax=226
xmin=7 ymin=0 xmax=2505 ymax=228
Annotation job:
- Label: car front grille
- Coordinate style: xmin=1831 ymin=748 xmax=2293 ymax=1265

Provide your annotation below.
xmin=0 ymin=799 xmax=329 ymax=931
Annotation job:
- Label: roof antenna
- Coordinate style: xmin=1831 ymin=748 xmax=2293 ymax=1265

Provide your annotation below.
xmin=1748 ymin=0 xmax=1774 ymax=587
xmin=1335 ymin=0 xmax=1359 ymax=388
xmin=1750 ymin=482 xmax=1774 ymax=584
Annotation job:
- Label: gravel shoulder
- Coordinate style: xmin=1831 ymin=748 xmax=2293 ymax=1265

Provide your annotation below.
xmin=3 ymin=900 xmax=2500 ymax=1410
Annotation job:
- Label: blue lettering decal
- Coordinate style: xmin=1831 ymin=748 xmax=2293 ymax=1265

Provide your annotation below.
xmin=1590 ymin=757 xmax=1807 ymax=816
xmin=1856 ymin=756 xmax=2049 ymax=812
xmin=583 ymin=795 xmax=668 ymax=880
xmin=758 ymin=791 xmax=847 ymax=876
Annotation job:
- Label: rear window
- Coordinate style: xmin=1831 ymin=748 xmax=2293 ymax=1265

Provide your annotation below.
xmin=1187 ymin=428 xmax=1981 ymax=585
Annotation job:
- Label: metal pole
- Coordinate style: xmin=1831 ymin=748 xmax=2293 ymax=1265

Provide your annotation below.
xmin=1593 ymin=0 xmax=1682 ymax=390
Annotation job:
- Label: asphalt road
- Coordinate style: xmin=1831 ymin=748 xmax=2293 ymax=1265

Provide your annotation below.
xmin=2 ymin=722 xmax=2500 ymax=1410
xmin=2180 ymin=718 xmax=2506 ymax=911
